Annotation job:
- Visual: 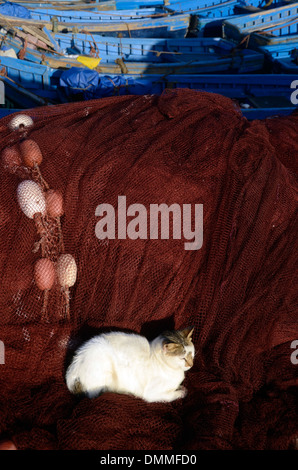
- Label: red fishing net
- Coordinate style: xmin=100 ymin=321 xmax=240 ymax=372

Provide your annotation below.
xmin=0 ymin=89 xmax=297 ymax=450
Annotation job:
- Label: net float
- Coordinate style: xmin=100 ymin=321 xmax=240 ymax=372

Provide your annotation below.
xmin=20 ymin=139 xmax=43 ymax=168
xmin=56 ymin=254 xmax=77 ymax=320
xmin=17 ymin=180 xmax=46 ymax=219
xmin=45 ymin=189 xmax=64 ymax=218
xmin=1 ymin=145 xmax=22 ymax=172
xmin=8 ymin=114 xmax=33 ymax=131
xmin=34 ymin=258 xmax=55 ymax=291
xmin=34 ymin=257 xmax=56 ymax=322
xmin=56 ymin=254 xmax=77 ymax=288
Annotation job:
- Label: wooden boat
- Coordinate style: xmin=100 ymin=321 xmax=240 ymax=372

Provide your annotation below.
xmin=0 ymin=56 xmax=60 ymax=102
xmin=162 ymin=0 xmax=239 ymax=17
xmin=23 ymin=0 xmax=239 ymax=19
xmin=0 ymin=55 xmax=296 ymax=119
xmin=8 ymin=28 xmax=249 ymax=60
xmin=4 ymin=0 xmax=290 ymax=34
xmin=0 ymin=0 xmax=163 ymax=9
xmin=248 ymin=31 xmax=298 ymax=48
xmin=196 ymin=1 xmax=297 ymax=38
xmin=244 ymin=33 xmax=298 ymax=69
xmin=0 ymin=33 xmax=265 ymax=73
xmin=53 ymin=34 xmax=242 ymax=61
xmin=233 ymin=0 xmax=293 ymax=13
xmin=0 ymin=75 xmax=50 ymax=107
xmin=10 ymin=0 xmax=243 ymax=41
xmin=256 ymin=41 xmax=298 ymax=58
xmin=20 ymin=0 xmax=291 ymax=29
xmin=5 ymin=0 xmax=288 ymax=11
xmin=222 ymin=3 xmax=298 ymax=42
xmin=1 ymin=0 xmax=279 ymax=11
xmin=57 ymin=69 xmax=298 ymax=119
xmin=29 ymin=7 xmax=168 ymax=22
xmin=2 ymin=0 xmax=291 ymax=9
xmin=271 ymin=51 xmax=298 ymax=72
xmin=0 ymin=30 xmax=245 ymax=61
xmin=0 ymin=10 xmax=191 ymax=37
xmin=0 ymin=54 xmax=296 ymax=109
xmin=168 ymin=0 xmax=291 ymax=14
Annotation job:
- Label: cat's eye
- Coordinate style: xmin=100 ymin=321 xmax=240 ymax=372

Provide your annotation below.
xmin=184 ymin=353 xmax=193 ymax=368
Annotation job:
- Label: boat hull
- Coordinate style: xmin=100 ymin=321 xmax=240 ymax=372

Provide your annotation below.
xmin=0 ymin=33 xmax=265 ymax=74
xmin=223 ymin=4 xmax=298 ymax=41
xmin=0 ymin=58 xmax=296 ymax=120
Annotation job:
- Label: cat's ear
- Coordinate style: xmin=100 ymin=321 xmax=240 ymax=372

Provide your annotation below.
xmin=180 ymin=326 xmax=194 ymax=340
xmin=163 ymin=342 xmax=181 ymax=355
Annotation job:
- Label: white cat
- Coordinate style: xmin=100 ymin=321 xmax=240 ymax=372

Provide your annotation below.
xmin=66 ymin=327 xmax=195 ymax=403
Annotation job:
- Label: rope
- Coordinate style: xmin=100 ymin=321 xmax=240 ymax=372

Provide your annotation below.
xmin=106 ymin=76 xmax=120 ymax=96
xmin=263 ymin=0 xmax=274 ymax=6
xmin=86 ymin=31 xmax=100 ymax=58
xmin=241 ymin=15 xmax=298 ymax=34
xmin=237 ymin=34 xmax=251 ymax=48
xmin=124 ymin=22 xmax=132 ymax=39
xmin=232 ymin=15 xmax=298 ymax=47
xmin=104 ymin=76 xmax=132 ymax=97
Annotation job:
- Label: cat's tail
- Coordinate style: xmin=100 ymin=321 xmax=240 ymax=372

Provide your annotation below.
xmin=65 ymin=359 xmax=84 ymax=395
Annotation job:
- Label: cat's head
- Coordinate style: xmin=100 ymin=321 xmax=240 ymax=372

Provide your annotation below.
xmin=161 ymin=326 xmax=195 ymax=371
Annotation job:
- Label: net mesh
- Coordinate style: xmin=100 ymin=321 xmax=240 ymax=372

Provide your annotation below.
xmin=0 ymin=89 xmax=297 ymax=450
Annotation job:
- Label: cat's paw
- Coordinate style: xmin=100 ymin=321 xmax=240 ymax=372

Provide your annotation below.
xmin=176 ymin=385 xmax=187 ymax=399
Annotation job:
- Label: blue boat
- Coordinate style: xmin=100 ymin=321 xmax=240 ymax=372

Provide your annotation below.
xmin=29 ymin=7 xmax=167 ymax=21
xmin=0 ymin=0 xmax=296 ymax=120
xmin=22 ymin=0 xmax=292 ymax=31
xmin=0 ymin=33 xmax=265 ymax=74
xmin=244 ymin=35 xmax=298 ymax=70
xmin=26 ymin=0 xmax=239 ymax=19
xmin=3 ymin=0 xmax=290 ymax=9
xmin=248 ymin=32 xmax=298 ymax=48
xmin=10 ymin=30 xmax=254 ymax=61
xmin=0 ymin=55 xmax=296 ymax=120
xmin=64 ymin=34 xmax=243 ymax=61
xmin=0 ymin=31 xmax=247 ymax=61
xmin=167 ymin=0 xmax=287 ymax=13
xmin=272 ymin=50 xmax=298 ymax=72
xmin=256 ymin=41 xmax=298 ymax=59
xmin=0 ymin=9 xmax=192 ymax=37
xmin=0 ymin=0 xmax=163 ymax=9
xmin=0 ymin=56 xmax=60 ymax=102
xmin=4 ymin=0 xmax=282 ymax=11
xmin=0 ymin=74 xmax=50 ymax=107
xmin=222 ymin=3 xmax=298 ymax=41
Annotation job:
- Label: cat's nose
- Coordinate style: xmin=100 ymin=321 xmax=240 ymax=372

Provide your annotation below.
xmin=185 ymin=352 xmax=193 ymax=368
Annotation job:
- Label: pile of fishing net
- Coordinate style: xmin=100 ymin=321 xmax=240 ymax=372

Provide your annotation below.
xmin=0 ymin=89 xmax=297 ymax=450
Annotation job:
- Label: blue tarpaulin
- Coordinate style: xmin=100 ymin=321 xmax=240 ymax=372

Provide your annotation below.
xmin=59 ymin=67 xmax=153 ymax=99
xmin=0 ymin=1 xmax=31 ymax=18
